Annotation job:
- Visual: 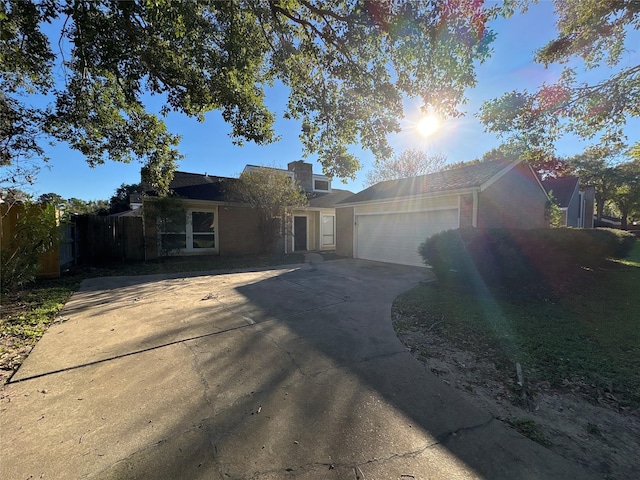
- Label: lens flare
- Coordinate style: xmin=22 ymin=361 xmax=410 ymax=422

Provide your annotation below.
xmin=417 ymin=115 xmax=440 ymax=137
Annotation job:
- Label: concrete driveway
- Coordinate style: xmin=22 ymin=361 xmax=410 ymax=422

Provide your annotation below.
xmin=1 ymin=258 xmax=594 ymax=479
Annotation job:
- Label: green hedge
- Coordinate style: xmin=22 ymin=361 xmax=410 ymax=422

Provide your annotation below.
xmin=419 ymin=228 xmax=636 ymax=294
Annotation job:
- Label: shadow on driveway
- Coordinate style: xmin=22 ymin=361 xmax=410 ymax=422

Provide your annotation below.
xmin=1 ymin=260 xmax=595 ymax=479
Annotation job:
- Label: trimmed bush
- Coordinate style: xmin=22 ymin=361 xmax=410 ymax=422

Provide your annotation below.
xmin=419 ymin=227 xmax=637 ymax=295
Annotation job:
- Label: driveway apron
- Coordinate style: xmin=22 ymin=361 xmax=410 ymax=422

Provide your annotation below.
xmin=0 ymin=259 xmax=595 ymax=479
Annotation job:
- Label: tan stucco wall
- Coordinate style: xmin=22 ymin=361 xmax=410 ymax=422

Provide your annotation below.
xmin=478 ymin=162 xmax=547 ymax=229
xmin=335 ymin=207 xmax=354 ymax=257
xmin=289 ymin=209 xmax=339 ymax=252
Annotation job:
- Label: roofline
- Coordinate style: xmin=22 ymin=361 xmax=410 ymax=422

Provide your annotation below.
xmin=336 ymin=186 xmax=479 ymax=207
xmin=542 ymin=176 xmax=580 ymax=206
xmin=527 ymin=163 xmax=552 ymax=201
xmin=479 ymin=158 xmax=522 ymax=191
xmin=144 ymin=197 xmax=229 ymax=208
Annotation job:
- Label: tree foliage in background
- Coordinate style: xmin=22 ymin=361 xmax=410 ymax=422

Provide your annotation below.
xmin=1 ymin=202 xmax=58 ymax=292
xmin=228 ymin=167 xmax=307 ymax=253
xmin=1 ymin=0 xmax=502 ymax=191
xmin=365 ymin=149 xmax=446 ymax=186
xmin=610 ymin=159 xmax=640 ymax=229
xmin=37 ymin=192 xmax=109 ymax=219
xmin=567 ymin=146 xmax=622 ymax=221
xmin=478 ymin=0 xmax=640 ymax=156
xmin=475 ymin=144 xmax=571 ymax=179
xmin=108 ymin=183 xmax=142 ymax=214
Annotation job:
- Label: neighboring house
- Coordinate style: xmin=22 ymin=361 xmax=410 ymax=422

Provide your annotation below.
xmin=594 ymin=215 xmax=622 ymax=228
xmin=335 ymin=158 xmax=549 ymax=267
xmin=142 ymin=161 xmax=353 ymax=258
xmin=542 ymin=176 xmax=595 ymax=228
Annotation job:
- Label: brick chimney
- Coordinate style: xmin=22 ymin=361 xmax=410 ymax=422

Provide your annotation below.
xmin=288 ymin=160 xmax=313 ymax=192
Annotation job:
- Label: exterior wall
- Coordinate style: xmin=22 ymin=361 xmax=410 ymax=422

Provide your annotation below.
xmin=478 ymin=163 xmax=547 ymax=229
xmin=308 ymin=211 xmax=319 ymax=250
xmin=565 ymin=183 xmax=581 ymax=227
xmin=218 ymin=205 xmax=262 ymax=255
xmin=459 ymin=194 xmax=474 ymax=227
xmin=335 ymin=207 xmax=354 ymax=257
xmin=288 ymin=209 xmax=338 ymax=252
xmin=144 ymin=199 xmax=262 ymax=258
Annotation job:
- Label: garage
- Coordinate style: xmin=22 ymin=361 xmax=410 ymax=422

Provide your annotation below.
xmin=355 ymin=208 xmax=459 ymax=267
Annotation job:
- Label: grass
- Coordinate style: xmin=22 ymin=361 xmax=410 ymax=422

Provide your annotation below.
xmin=0 ymin=253 xmax=307 ymax=380
xmin=394 ymin=241 xmax=640 ymax=409
xmin=506 ymin=418 xmax=551 ymax=447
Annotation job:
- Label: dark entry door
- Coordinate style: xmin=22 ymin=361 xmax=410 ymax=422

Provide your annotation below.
xmin=294 ymin=216 xmax=307 ymax=251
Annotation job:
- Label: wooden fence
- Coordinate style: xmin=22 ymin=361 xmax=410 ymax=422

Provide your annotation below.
xmin=72 ymin=215 xmax=145 ymax=264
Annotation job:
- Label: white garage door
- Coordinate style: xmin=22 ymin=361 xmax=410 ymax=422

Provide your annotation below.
xmin=356 ymin=209 xmax=459 ymax=267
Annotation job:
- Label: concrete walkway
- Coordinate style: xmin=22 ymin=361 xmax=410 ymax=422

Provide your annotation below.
xmin=0 ymin=259 xmax=595 ymax=479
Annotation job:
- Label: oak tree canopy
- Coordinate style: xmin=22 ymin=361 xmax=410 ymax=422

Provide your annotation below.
xmin=1 ymin=0 xmax=499 ymax=192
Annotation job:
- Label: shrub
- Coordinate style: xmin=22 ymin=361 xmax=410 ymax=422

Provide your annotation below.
xmin=1 ymin=202 xmax=58 ymax=292
xmin=419 ymin=227 xmax=636 ymax=294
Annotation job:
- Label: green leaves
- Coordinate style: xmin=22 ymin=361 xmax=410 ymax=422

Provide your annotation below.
xmin=229 ymin=166 xmax=308 ymax=253
xmin=2 ymin=0 xmax=499 ymax=189
xmin=480 ymin=1 xmax=639 ymax=156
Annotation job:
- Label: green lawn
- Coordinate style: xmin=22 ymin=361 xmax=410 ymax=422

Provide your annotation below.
xmin=0 ymin=253 xmax=306 ymax=379
xmin=394 ymin=242 xmax=640 ymax=409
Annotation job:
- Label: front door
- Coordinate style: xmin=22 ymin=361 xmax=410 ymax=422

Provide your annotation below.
xmin=294 ymin=216 xmax=307 ymax=251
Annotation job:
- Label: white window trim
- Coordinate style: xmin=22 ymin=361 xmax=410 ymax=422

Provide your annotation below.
xmin=158 ymin=206 xmax=219 ymax=254
xmin=321 ymin=214 xmax=336 ymax=247
xmin=312 ymin=174 xmax=331 ymax=192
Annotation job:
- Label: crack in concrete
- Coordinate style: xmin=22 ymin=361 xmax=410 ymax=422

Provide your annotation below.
xmin=435 ymin=416 xmax=496 ymax=445
xmin=262 ymin=331 xmax=306 ymax=377
xmin=183 ymin=341 xmax=214 ymax=408
xmin=240 ymin=421 xmax=501 ymax=479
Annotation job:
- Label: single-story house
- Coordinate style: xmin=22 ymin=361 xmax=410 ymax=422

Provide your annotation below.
xmin=142 ymin=161 xmax=353 ymax=258
xmin=542 ymin=176 xmax=595 ymax=228
xmin=335 ymin=158 xmax=550 ymax=267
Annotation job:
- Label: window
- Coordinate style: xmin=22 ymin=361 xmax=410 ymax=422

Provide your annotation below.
xmin=314 ymin=179 xmax=330 ymax=191
xmin=321 ymin=215 xmax=335 ymax=246
xmin=191 ymin=211 xmax=215 ymax=249
xmin=158 ymin=208 xmax=217 ymax=253
xmin=158 ymin=213 xmax=186 ymax=251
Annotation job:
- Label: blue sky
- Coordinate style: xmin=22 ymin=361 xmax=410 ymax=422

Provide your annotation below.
xmin=26 ymin=2 xmax=639 ymax=201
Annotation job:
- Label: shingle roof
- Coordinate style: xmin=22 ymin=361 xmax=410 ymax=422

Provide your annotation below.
xmin=340 ymin=159 xmax=516 ymax=204
xmin=165 ymin=171 xmax=236 ymax=201
xmin=151 ymin=171 xmax=353 ymax=207
xmin=541 ymin=177 xmax=579 ymax=207
xmin=307 ymin=189 xmax=354 ymax=208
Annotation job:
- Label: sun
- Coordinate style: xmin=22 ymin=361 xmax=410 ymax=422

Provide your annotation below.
xmin=416 ymin=114 xmax=440 ymax=137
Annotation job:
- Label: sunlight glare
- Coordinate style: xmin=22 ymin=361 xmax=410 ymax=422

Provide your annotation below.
xmin=417 ymin=115 xmax=440 ymax=137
